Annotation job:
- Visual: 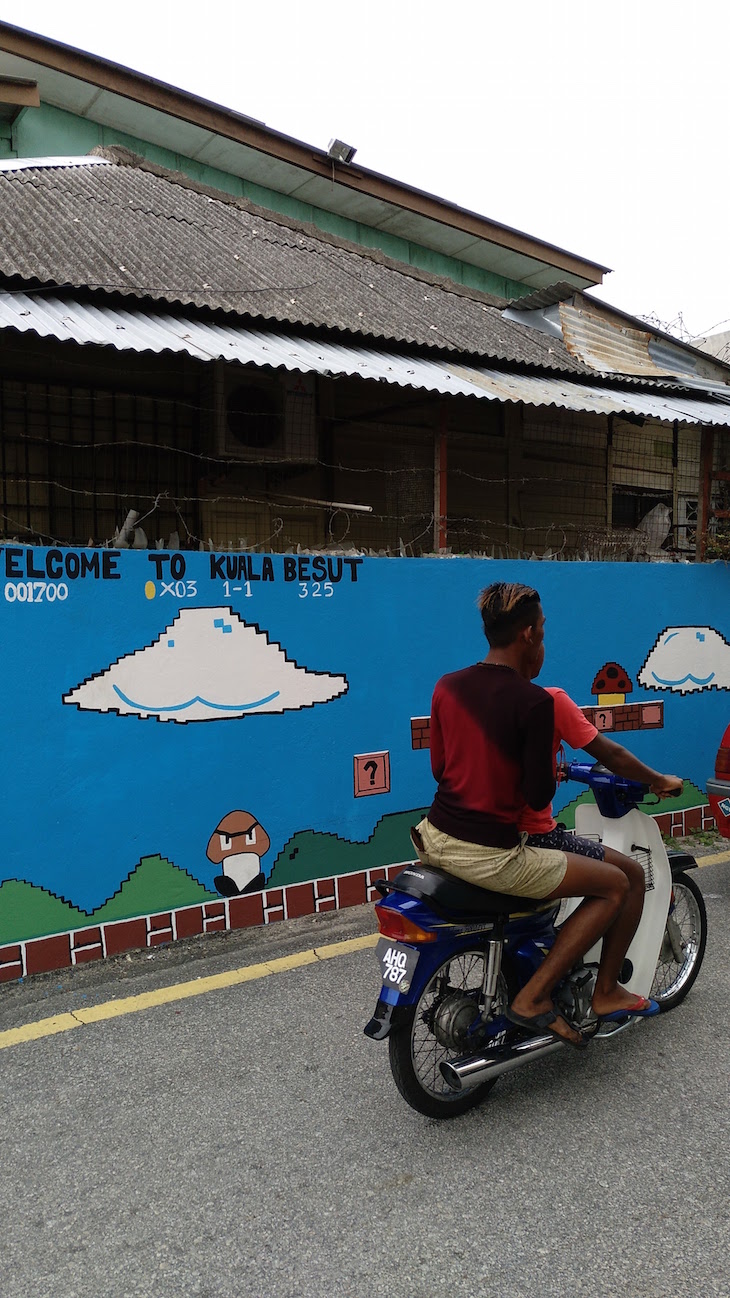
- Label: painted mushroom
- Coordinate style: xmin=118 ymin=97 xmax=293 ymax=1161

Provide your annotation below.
xmin=206 ymin=810 xmax=270 ymax=897
xmin=591 ymin=662 xmax=633 ymax=707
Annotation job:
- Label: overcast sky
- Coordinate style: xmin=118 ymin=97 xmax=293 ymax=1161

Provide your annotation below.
xmin=3 ymin=0 xmax=728 ymax=340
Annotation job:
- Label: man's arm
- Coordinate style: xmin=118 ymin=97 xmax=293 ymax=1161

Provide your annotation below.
xmin=584 ymin=733 xmax=683 ymax=798
xmin=521 ymin=694 xmax=556 ymax=809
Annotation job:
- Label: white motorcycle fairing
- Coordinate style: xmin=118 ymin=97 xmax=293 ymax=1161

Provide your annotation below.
xmin=560 ymin=804 xmax=672 ymax=1000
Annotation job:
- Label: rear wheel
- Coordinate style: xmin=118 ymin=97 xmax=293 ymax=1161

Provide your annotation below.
xmin=650 ymin=872 xmax=707 ymax=1011
xmin=388 ymin=947 xmax=507 ymax=1119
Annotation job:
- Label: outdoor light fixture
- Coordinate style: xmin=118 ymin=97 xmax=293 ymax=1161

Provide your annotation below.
xmin=327 ymin=139 xmax=357 ymax=165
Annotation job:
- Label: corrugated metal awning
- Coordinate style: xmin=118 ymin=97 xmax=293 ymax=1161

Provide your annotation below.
xmin=3 ymin=291 xmax=730 ymax=428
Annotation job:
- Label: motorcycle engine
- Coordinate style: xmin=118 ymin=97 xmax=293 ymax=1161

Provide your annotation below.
xmin=554 ymin=962 xmax=597 ymax=1032
xmin=431 ymin=993 xmax=488 ymax=1051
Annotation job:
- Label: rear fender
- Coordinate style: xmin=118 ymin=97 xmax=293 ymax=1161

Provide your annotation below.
xmin=363 ymin=997 xmax=408 ymax=1040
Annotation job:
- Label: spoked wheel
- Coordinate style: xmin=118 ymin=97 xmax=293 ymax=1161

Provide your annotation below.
xmin=650 ymin=872 xmax=707 ymax=1011
xmin=388 ymin=948 xmax=508 ymax=1119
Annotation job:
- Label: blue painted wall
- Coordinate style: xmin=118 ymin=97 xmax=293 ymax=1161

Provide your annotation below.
xmin=0 ymin=547 xmax=726 ymax=936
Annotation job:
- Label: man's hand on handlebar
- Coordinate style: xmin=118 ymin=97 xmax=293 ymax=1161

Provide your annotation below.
xmin=649 ymin=774 xmax=683 ymax=799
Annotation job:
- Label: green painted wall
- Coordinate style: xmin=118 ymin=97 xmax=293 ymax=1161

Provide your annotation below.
xmin=4 ymin=102 xmax=531 ymax=300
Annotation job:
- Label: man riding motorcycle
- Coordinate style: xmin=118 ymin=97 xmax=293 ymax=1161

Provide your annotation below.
xmin=414 ymin=581 xmax=682 ymax=1048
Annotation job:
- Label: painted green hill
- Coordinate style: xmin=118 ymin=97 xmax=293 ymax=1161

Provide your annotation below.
xmin=0 ymin=880 xmax=90 ymax=944
xmin=94 ymin=855 xmax=216 ymax=923
xmin=0 ymin=856 xmax=217 ymax=944
xmin=267 ymin=808 xmax=428 ymax=889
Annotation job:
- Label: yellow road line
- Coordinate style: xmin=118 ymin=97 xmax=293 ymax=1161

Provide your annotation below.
xmin=4 ymin=848 xmax=727 ymax=1053
xmin=0 ymin=932 xmax=378 ymax=1052
xmin=695 ymin=849 xmax=730 ymax=867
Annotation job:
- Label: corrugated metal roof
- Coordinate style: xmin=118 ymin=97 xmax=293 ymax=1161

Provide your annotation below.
xmin=0 ymin=24 xmax=608 ymax=290
xmin=558 ymin=299 xmax=714 ymax=380
xmin=0 ymin=152 xmax=592 ymax=375
xmin=3 ymin=291 xmax=729 ymax=428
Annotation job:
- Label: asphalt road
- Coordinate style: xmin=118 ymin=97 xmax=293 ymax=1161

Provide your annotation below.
xmin=0 ymin=859 xmax=729 ymax=1298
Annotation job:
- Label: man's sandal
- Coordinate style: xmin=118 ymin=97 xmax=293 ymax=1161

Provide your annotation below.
xmin=599 ymin=996 xmax=660 ymax=1022
xmin=506 ymin=1005 xmax=589 ymax=1050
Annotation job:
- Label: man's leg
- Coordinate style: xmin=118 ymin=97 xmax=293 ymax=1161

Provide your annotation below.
xmin=509 ymin=853 xmax=631 ymax=1045
xmin=528 ymin=832 xmax=647 ymax=1019
xmin=590 ymin=846 xmax=646 ymax=1015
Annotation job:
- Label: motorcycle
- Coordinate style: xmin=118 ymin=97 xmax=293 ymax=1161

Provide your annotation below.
xmin=364 ymin=762 xmax=707 ymax=1119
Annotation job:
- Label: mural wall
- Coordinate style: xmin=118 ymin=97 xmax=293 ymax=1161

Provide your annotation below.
xmin=1 ymin=546 xmax=727 ymax=973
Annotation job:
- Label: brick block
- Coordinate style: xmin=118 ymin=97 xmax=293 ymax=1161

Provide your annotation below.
xmin=149 ymin=912 xmax=173 ymax=934
xmin=72 ymin=926 xmax=102 ymax=952
xmin=337 ymin=872 xmax=368 ymax=908
xmin=684 ymin=806 xmax=702 ymax=832
xmin=175 ymin=907 xmax=204 ymax=940
xmin=263 ymin=890 xmax=285 ymax=920
xmin=26 ymin=933 xmax=72 ymax=975
xmin=410 ymin=717 xmax=431 ymax=750
xmin=654 ymin=813 xmax=671 ymax=834
xmin=74 ymin=945 xmax=102 ymax=965
xmin=202 ymin=901 xmax=226 ymax=933
xmin=104 ymin=918 xmax=147 ymax=957
xmin=229 ymin=893 xmax=264 ymax=929
xmin=0 ymin=945 xmax=23 ymax=982
xmin=71 ymin=924 xmax=103 ymax=965
xmin=613 ymin=704 xmax=640 ymax=732
xmin=285 ymin=883 xmax=316 ymax=918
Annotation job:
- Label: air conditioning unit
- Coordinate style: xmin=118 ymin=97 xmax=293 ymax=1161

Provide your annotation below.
xmin=216 ymin=367 xmax=318 ymax=463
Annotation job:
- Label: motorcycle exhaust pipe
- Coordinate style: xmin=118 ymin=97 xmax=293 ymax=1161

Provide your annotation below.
xmin=440 ymin=1033 xmax=563 ymax=1092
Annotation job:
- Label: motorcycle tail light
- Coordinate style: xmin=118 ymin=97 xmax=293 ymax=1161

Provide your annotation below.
xmin=375 ymin=906 xmax=436 ymax=943
xmin=715 ymin=745 xmax=730 ymax=777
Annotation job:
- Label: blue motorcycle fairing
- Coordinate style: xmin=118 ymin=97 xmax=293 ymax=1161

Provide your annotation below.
xmin=373 ymin=890 xmax=561 ymax=1009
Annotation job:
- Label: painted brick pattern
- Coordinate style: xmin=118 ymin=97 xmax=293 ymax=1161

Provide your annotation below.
xmin=3 ymin=815 xmax=714 ymax=982
xmin=410 ymin=717 xmax=431 ymax=750
xmin=580 ymin=702 xmax=664 ymax=732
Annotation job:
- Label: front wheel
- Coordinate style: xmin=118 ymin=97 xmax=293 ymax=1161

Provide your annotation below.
xmin=388 ymin=947 xmax=507 ymax=1119
xmin=650 ymin=872 xmax=707 ymax=1011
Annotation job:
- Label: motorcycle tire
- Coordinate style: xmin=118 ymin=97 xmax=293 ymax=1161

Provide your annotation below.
xmin=650 ymin=871 xmax=707 ymax=1012
xmin=388 ymin=947 xmax=506 ymax=1120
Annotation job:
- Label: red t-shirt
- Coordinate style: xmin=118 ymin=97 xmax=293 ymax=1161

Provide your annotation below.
xmin=518 ymin=687 xmax=597 ymax=834
xmin=428 ymin=663 xmax=556 ymax=848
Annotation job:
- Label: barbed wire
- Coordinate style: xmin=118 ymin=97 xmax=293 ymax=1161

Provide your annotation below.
xmin=1 ymin=364 xmax=721 ymax=558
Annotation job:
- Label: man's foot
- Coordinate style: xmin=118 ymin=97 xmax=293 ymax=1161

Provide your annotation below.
xmin=594 ymin=994 xmax=660 ymax=1021
xmin=592 ymin=988 xmax=656 ymax=1017
xmin=506 ymin=999 xmax=587 ymax=1049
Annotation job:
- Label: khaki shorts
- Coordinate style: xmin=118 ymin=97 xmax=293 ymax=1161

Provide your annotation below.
xmin=416 ymin=817 xmax=567 ymax=900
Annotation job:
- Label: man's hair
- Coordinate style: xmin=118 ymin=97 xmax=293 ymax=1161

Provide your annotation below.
xmin=478 ymin=582 xmax=541 ymax=647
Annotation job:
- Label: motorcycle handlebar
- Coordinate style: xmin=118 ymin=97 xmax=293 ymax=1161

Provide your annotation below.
xmin=558 ymin=759 xmax=650 ymax=802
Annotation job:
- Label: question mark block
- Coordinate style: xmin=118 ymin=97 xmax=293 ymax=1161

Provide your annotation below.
xmin=354 ymin=751 xmax=391 ymax=798
xmin=595 ymin=709 xmax=614 ymax=732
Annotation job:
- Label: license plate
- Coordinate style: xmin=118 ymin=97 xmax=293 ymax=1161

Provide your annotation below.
xmin=376 ymin=937 xmax=420 ymax=993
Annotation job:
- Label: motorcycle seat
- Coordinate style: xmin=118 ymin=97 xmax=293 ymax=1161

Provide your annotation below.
xmin=389 ymin=861 xmax=554 ymax=920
